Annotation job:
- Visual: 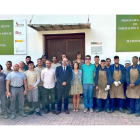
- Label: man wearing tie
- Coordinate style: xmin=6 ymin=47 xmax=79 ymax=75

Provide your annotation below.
xmin=55 ymin=58 xmax=72 ymax=115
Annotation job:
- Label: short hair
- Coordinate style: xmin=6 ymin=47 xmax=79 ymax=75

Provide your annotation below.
xmin=37 ymin=58 xmax=42 ymax=61
xmin=52 ymin=55 xmax=57 ymax=59
xmin=114 ymin=56 xmax=119 ymax=59
xmin=85 ymin=55 xmax=91 ymax=59
xmin=72 ymin=62 xmax=79 ymax=69
xmin=6 ymin=61 xmax=12 ymax=64
xmin=26 ymin=56 xmax=31 ymax=59
xmin=139 ymin=57 xmax=140 ymax=61
xmin=106 ymin=58 xmax=111 ymax=61
xmin=28 ymin=61 xmax=34 ymax=65
xmin=133 ymin=56 xmax=138 ymax=59
xmin=0 ymin=65 xmax=3 ymax=70
xmin=101 ymin=59 xmax=106 ymax=62
xmin=94 ymin=55 xmax=99 ymax=58
xmin=46 ymin=59 xmax=51 ymax=63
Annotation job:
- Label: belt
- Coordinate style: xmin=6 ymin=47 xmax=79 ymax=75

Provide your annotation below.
xmin=10 ymin=85 xmax=23 ymax=88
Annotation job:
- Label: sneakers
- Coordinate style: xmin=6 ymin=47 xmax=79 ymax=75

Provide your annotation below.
xmin=135 ymin=113 xmax=140 ymax=117
xmin=36 ymin=111 xmax=42 ymax=116
xmin=84 ymin=108 xmax=88 ymax=113
xmin=11 ymin=114 xmax=16 ymax=119
xmin=4 ymin=114 xmax=9 ymax=119
xmin=90 ymin=108 xmax=93 ymax=113
xmin=118 ymin=108 xmax=125 ymax=113
xmin=19 ymin=112 xmax=27 ymax=117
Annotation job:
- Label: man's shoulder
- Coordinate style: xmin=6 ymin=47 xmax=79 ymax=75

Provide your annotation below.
xmin=56 ymin=66 xmax=62 ymax=69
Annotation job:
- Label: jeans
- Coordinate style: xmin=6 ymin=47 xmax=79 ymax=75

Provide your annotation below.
xmin=97 ymin=92 xmax=110 ymax=110
xmin=0 ymin=94 xmax=8 ymax=115
xmin=83 ymin=84 xmax=94 ymax=109
xmin=43 ymin=87 xmax=55 ymax=111
xmin=110 ymin=98 xmax=124 ymax=110
xmin=130 ymin=98 xmax=140 ymax=113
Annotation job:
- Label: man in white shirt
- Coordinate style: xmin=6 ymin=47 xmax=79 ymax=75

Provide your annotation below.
xmin=41 ymin=60 xmax=56 ymax=114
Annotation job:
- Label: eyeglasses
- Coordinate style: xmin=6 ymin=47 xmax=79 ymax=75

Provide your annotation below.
xmin=86 ymin=58 xmax=91 ymax=60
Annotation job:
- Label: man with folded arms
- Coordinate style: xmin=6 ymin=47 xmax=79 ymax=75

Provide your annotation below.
xmin=126 ymin=56 xmax=140 ymax=117
xmin=24 ymin=61 xmax=42 ymax=116
xmin=6 ymin=64 xmax=27 ymax=119
xmin=109 ymin=56 xmax=125 ymax=113
xmin=95 ymin=60 xmax=112 ymax=113
xmin=41 ymin=60 xmax=56 ymax=114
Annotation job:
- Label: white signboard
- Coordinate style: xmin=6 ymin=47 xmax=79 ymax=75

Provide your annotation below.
xmin=14 ymin=19 xmax=27 ymax=54
xmin=91 ymin=42 xmax=102 ymax=54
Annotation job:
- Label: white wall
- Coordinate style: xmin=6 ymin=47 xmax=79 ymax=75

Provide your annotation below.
xmin=0 ymin=15 xmax=139 ymax=69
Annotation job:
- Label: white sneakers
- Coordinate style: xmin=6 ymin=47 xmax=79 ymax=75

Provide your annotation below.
xmin=84 ymin=108 xmax=93 ymax=113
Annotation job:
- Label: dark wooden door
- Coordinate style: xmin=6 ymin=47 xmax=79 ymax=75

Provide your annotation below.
xmin=45 ymin=33 xmax=85 ymax=63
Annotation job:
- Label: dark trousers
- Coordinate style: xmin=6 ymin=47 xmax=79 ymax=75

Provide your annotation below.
xmin=57 ymin=87 xmax=69 ymax=111
xmin=42 ymin=87 xmax=55 ymax=111
xmin=97 ymin=92 xmax=110 ymax=110
xmin=38 ymin=86 xmax=44 ymax=107
xmin=130 ymin=98 xmax=140 ymax=113
xmin=110 ymin=98 xmax=124 ymax=110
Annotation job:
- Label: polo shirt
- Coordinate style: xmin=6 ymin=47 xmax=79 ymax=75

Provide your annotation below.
xmin=81 ymin=63 xmax=96 ymax=84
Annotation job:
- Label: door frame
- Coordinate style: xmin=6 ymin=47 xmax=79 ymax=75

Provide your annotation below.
xmin=44 ymin=33 xmax=85 ymax=59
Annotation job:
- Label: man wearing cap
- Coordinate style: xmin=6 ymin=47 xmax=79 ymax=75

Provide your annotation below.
xmin=6 ymin=64 xmax=27 ymax=119
xmin=126 ymin=56 xmax=140 ymax=117
xmin=95 ymin=60 xmax=112 ymax=113
xmin=124 ymin=60 xmax=131 ymax=110
xmin=109 ymin=56 xmax=125 ymax=113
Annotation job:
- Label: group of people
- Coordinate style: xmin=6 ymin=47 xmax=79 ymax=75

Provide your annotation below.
xmin=0 ymin=52 xmax=140 ymax=120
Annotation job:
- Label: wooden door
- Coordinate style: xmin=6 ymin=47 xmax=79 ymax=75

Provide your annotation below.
xmin=45 ymin=33 xmax=85 ymax=63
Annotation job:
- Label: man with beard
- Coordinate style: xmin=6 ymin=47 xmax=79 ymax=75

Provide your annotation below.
xmin=6 ymin=64 xmax=27 ymax=119
xmin=109 ymin=56 xmax=125 ymax=113
xmin=126 ymin=56 xmax=140 ymax=117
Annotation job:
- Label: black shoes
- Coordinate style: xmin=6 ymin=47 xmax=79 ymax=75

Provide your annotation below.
xmin=28 ymin=111 xmax=34 ymax=115
xmin=127 ymin=111 xmax=135 ymax=115
xmin=36 ymin=112 xmax=42 ymax=116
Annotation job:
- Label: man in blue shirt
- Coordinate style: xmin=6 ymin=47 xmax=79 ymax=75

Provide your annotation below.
xmin=95 ymin=60 xmax=112 ymax=113
xmin=109 ymin=56 xmax=125 ymax=113
xmin=81 ymin=55 xmax=96 ymax=113
xmin=126 ymin=56 xmax=140 ymax=117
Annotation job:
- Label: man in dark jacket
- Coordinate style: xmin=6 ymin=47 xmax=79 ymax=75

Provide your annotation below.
xmin=55 ymin=58 xmax=72 ymax=115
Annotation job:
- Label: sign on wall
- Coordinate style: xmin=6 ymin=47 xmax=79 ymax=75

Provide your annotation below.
xmin=116 ymin=15 xmax=140 ymax=52
xmin=0 ymin=19 xmax=27 ymax=55
xmin=91 ymin=42 xmax=102 ymax=54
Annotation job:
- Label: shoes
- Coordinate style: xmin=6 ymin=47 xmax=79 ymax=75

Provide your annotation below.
xmin=28 ymin=111 xmax=34 ymax=115
xmin=90 ymin=108 xmax=93 ymax=113
xmin=43 ymin=109 xmax=49 ymax=114
xmin=65 ymin=110 xmax=70 ymax=114
xmin=52 ymin=110 xmax=56 ymax=114
xmin=73 ymin=109 xmax=76 ymax=112
xmin=19 ymin=112 xmax=27 ymax=117
xmin=105 ymin=108 xmax=111 ymax=113
xmin=135 ymin=113 xmax=140 ymax=117
xmin=4 ymin=114 xmax=9 ymax=119
xmin=84 ymin=108 xmax=88 ymax=113
xmin=118 ymin=108 xmax=125 ymax=113
xmin=95 ymin=109 xmax=102 ymax=112
xmin=56 ymin=111 xmax=61 ymax=115
xmin=36 ymin=112 xmax=42 ymax=116
xmin=11 ymin=114 xmax=16 ymax=119
xmin=76 ymin=109 xmax=79 ymax=112
xmin=127 ymin=111 xmax=135 ymax=115
xmin=110 ymin=109 xmax=114 ymax=113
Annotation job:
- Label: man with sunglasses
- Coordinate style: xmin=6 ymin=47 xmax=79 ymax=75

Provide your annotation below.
xmin=81 ymin=55 xmax=96 ymax=113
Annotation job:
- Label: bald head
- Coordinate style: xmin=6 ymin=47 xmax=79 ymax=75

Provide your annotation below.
xmin=62 ymin=58 xmax=68 ymax=66
xmin=13 ymin=64 xmax=19 ymax=72
xmin=19 ymin=61 xmax=25 ymax=69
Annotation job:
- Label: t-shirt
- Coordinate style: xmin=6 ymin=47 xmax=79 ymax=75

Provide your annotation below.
xmin=51 ymin=63 xmax=61 ymax=69
xmin=19 ymin=69 xmax=25 ymax=73
xmin=81 ymin=63 xmax=96 ymax=84
xmin=2 ymin=69 xmax=13 ymax=75
xmin=0 ymin=73 xmax=6 ymax=94
xmin=34 ymin=67 xmax=45 ymax=86
xmin=6 ymin=71 xmax=26 ymax=87
xmin=24 ymin=70 xmax=40 ymax=89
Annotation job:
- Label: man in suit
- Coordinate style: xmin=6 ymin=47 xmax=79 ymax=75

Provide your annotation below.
xmin=55 ymin=58 xmax=72 ymax=115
